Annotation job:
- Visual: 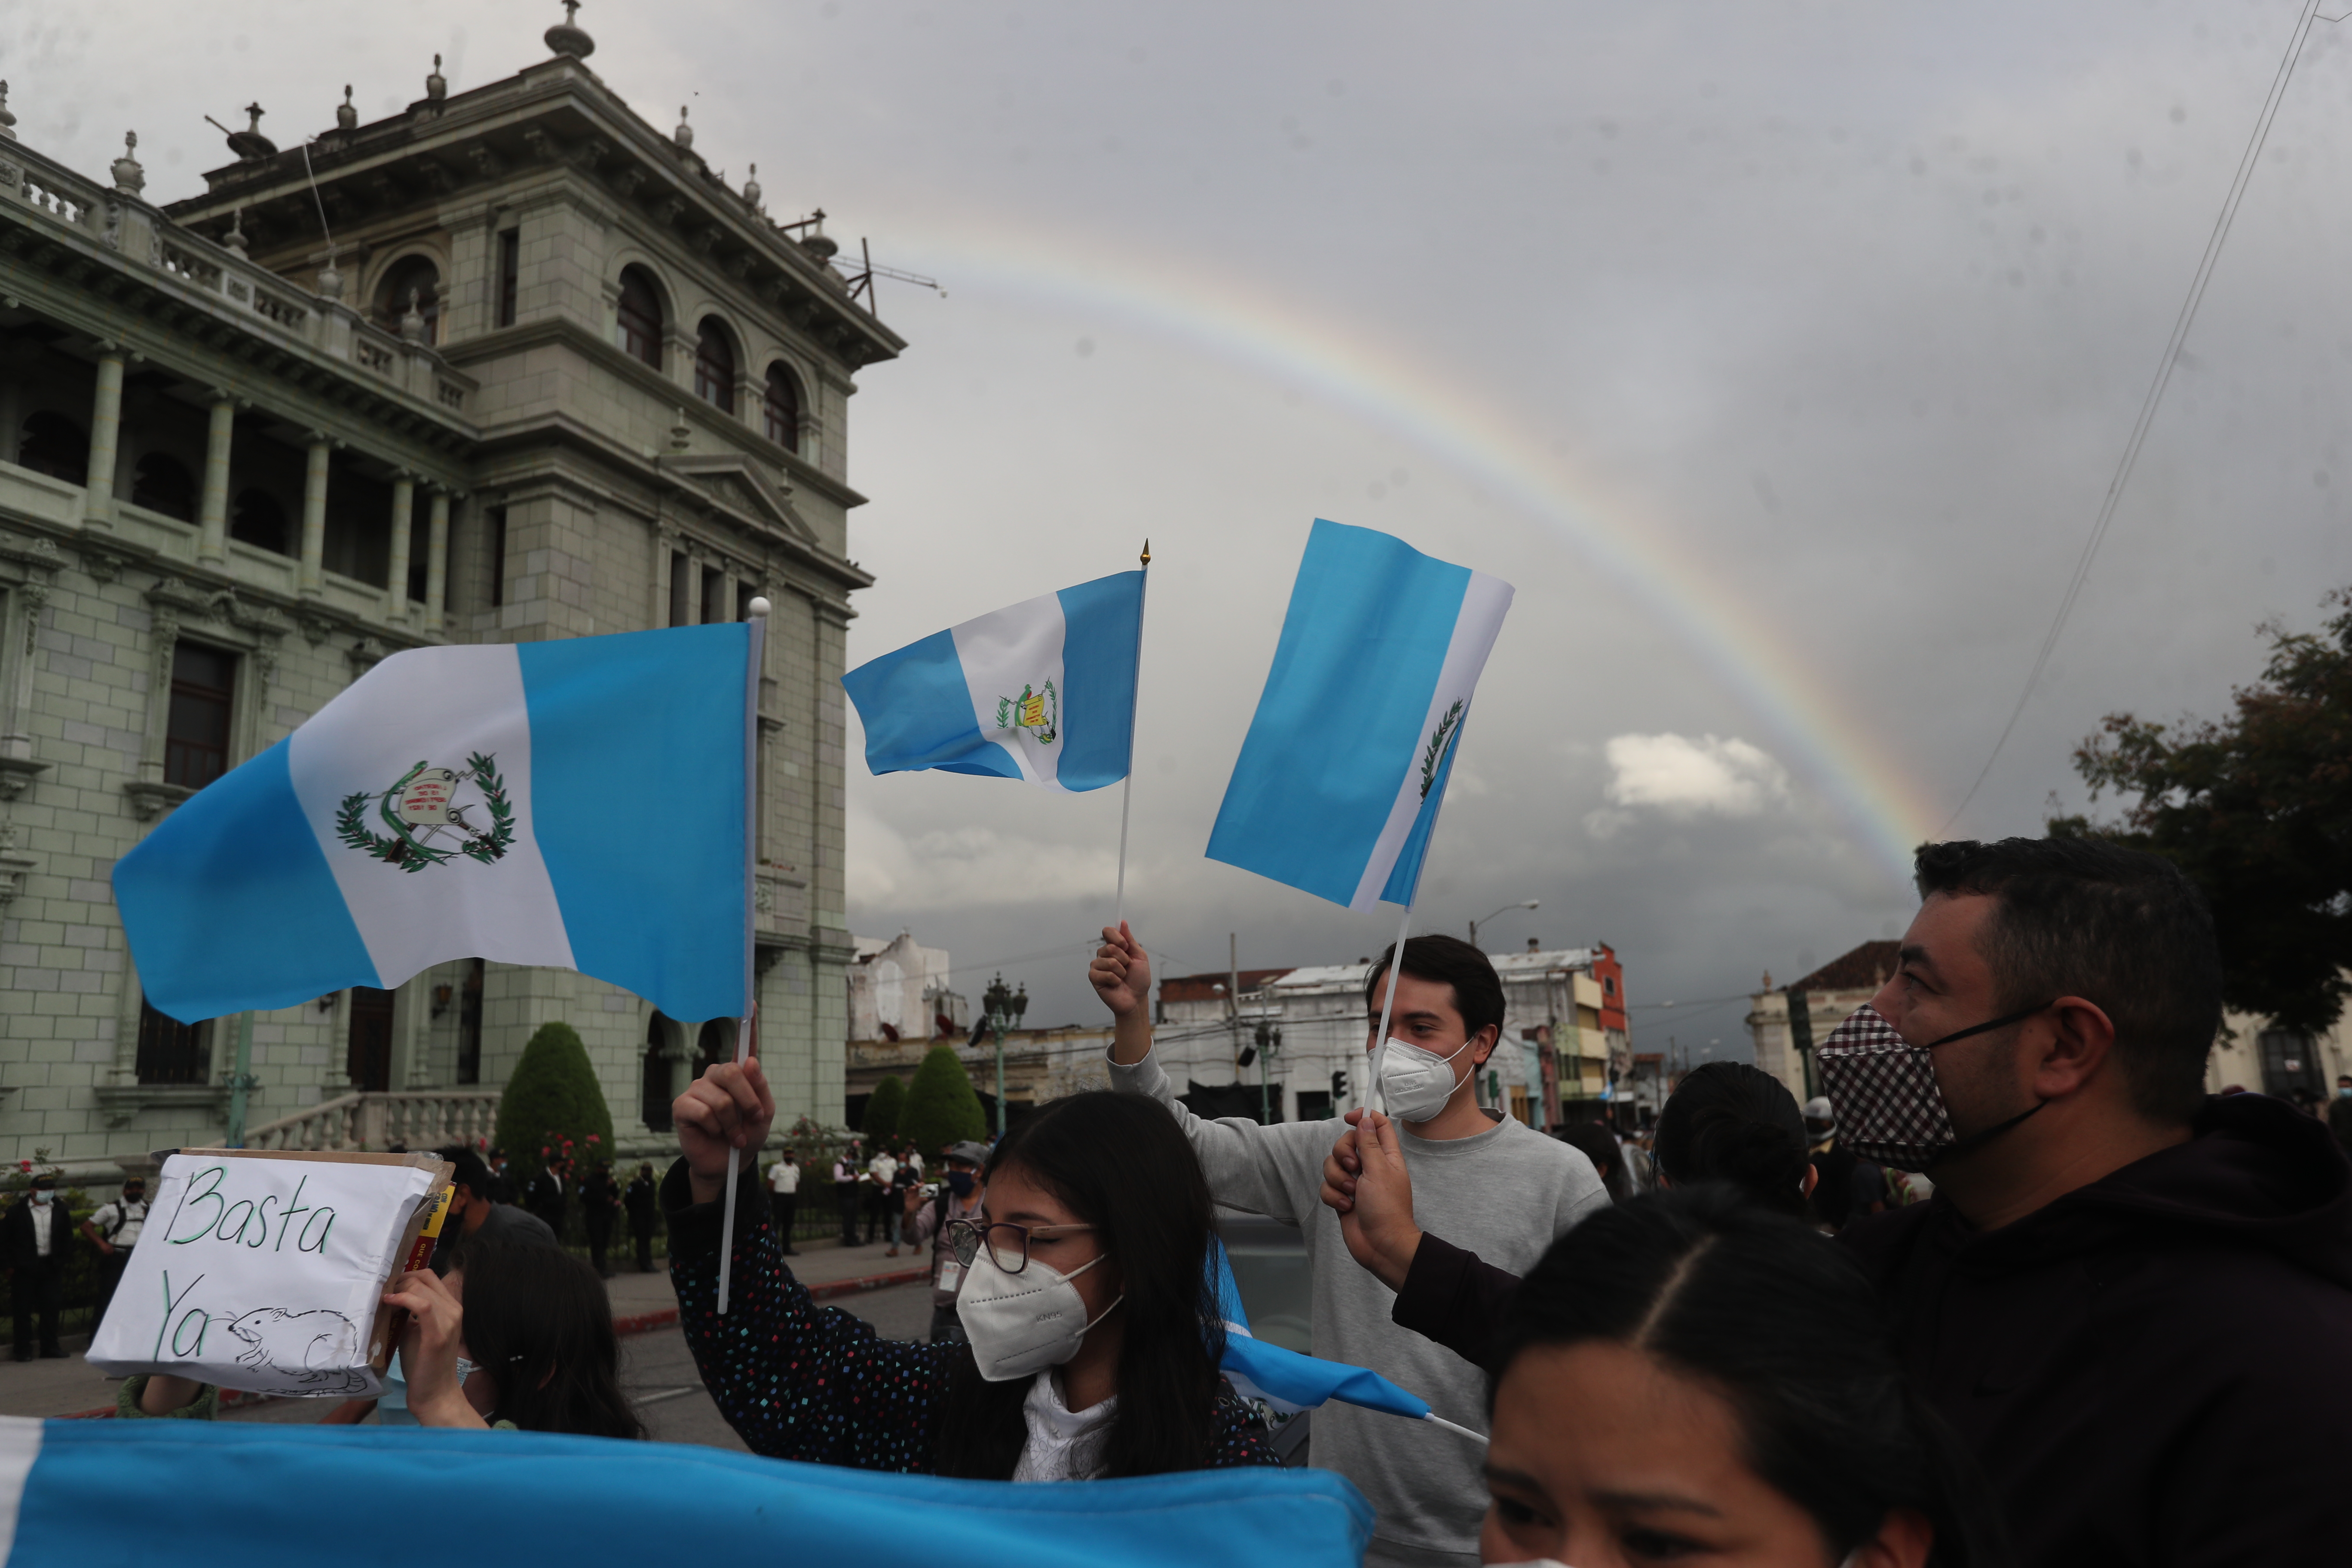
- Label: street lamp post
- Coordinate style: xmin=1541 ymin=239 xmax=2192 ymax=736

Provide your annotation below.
xmin=1249 ymin=1019 xmax=1284 ymax=1125
xmin=981 ymin=973 xmax=1027 ymax=1137
xmin=1468 ymin=898 xmax=1540 ymax=951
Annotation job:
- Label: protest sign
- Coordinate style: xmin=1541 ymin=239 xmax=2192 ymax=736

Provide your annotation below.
xmin=85 ymin=1149 xmax=451 ymax=1398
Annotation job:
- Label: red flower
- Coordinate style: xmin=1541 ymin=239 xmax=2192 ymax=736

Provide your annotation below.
xmin=15 ymin=1161 xmax=27 ymax=1173
xmin=585 ymin=1134 xmax=600 ymax=1144
xmin=540 ymin=1146 xmax=550 ymax=1156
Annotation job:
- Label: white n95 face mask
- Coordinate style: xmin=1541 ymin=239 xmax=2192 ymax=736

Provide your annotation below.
xmin=1376 ymin=1035 xmax=1472 ymax=1123
xmin=955 ymin=1247 xmax=1122 ymax=1383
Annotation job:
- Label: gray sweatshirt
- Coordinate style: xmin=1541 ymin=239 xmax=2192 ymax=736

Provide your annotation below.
xmin=1109 ymin=1049 xmax=1606 ymax=1565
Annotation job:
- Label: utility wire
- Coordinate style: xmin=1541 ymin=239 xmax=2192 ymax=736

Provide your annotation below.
xmin=1939 ymin=0 xmax=2326 ymax=835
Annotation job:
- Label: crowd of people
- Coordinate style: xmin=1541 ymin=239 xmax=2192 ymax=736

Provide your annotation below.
xmin=36 ymin=833 xmax=2352 ymax=1568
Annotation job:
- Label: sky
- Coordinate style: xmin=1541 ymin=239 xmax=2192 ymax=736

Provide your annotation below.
xmin=16 ymin=0 xmax=2352 ymax=1064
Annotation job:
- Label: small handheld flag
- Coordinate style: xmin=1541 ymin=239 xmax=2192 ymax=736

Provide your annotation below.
xmin=1207 ymin=521 xmax=1512 ymax=912
xmin=842 ymin=569 xmax=1145 ymax=792
xmin=113 ymin=623 xmax=758 ymax=1027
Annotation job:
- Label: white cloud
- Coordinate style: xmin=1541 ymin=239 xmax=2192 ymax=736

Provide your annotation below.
xmin=1598 ymin=733 xmax=1791 ymax=821
xmin=847 ymin=800 xmax=1120 ymax=914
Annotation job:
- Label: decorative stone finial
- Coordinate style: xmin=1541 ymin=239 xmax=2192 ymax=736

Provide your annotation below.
xmin=546 ymin=0 xmax=596 ymax=59
xmin=426 ymin=54 xmax=448 ymax=102
xmin=223 ymin=206 xmax=249 ymax=255
xmin=317 ymin=257 xmax=344 ymax=302
xmin=111 ymin=131 xmax=144 ymax=196
xmin=399 ymin=288 xmax=427 ymax=343
xmin=336 ymin=84 xmax=358 ymax=131
xmin=227 ymin=101 xmax=278 ymax=160
xmin=799 ymin=208 xmax=837 ymax=263
xmin=743 ymin=163 xmax=762 ymax=208
xmin=674 ymin=105 xmax=693 ymax=151
xmin=0 ymin=82 xmax=16 ymax=144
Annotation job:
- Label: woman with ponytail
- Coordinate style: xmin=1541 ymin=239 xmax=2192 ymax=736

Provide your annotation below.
xmin=1481 ymin=1188 xmax=2010 ymax=1567
xmin=1321 ymin=1062 xmax=1823 ymax=1370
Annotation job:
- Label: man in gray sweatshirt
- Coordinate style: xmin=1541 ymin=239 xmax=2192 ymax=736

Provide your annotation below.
xmin=1093 ymin=924 xmax=1605 ymax=1568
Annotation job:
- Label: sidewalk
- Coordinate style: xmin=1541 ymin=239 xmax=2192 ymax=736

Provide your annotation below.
xmin=0 ymin=1231 xmax=930 ymax=1421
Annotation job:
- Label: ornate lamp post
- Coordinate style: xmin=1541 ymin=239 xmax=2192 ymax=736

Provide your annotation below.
xmin=982 ymin=973 xmax=1028 ymax=1136
xmin=1468 ymin=898 xmax=1540 ymax=951
xmin=1250 ymin=1019 xmax=1284 ymax=1125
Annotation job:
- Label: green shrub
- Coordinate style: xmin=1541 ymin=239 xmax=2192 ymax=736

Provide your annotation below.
xmin=494 ymin=1021 xmax=616 ymax=1183
xmin=862 ymin=1074 xmax=906 ymax=1144
xmin=898 ymin=1045 xmax=986 ymax=1159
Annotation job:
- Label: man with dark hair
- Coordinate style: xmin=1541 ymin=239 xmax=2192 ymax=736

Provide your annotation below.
xmin=1093 ymin=922 xmax=1604 ymax=1568
xmin=1832 ymin=836 xmax=2352 ymax=1567
xmin=3 ymin=1174 xmax=73 ymax=1360
xmin=431 ymin=1145 xmax=558 ymax=1268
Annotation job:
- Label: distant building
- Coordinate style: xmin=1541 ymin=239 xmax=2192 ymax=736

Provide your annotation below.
xmin=1746 ymin=941 xmax=1901 ymax=1102
xmin=845 ymin=1024 xmax=1110 ymax=1139
xmin=1154 ymin=939 xmax=1632 ymax=1131
xmin=848 ymin=931 xmax=965 ymax=1045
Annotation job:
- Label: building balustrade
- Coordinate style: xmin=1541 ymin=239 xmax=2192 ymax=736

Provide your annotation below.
xmin=242 ymin=1089 xmax=503 ymax=1153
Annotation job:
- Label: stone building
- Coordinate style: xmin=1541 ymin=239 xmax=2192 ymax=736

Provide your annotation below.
xmin=848 ymin=931 xmax=965 ymax=1046
xmin=0 ymin=12 xmax=901 ymax=1176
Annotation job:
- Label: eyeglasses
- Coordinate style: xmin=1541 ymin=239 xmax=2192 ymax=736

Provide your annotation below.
xmin=944 ymin=1218 xmax=1099 ymax=1275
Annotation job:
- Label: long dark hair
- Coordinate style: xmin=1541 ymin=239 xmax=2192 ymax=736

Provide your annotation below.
xmin=931 ymin=1092 xmax=1224 ymax=1479
xmin=1652 ymin=1060 xmax=1812 ymax=1218
xmin=1493 ymin=1190 xmax=2011 ymax=1568
xmin=448 ymin=1239 xmax=643 ymax=1440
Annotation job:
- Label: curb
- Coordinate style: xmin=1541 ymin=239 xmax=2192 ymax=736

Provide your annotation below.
xmin=58 ymin=1266 xmax=930 ymax=1421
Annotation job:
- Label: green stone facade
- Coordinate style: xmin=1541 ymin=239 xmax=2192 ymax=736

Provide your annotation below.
xmin=0 ymin=36 xmax=897 ymax=1174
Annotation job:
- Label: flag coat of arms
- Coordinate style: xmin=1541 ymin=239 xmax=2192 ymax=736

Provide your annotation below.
xmin=113 ymin=623 xmax=757 ymax=1025
xmin=841 ymin=570 xmax=1144 ymax=791
xmin=1207 ymin=521 xmax=1512 ymax=912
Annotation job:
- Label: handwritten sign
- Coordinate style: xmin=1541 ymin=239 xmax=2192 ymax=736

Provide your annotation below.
xmin=87 ymin=1149 xmax=448 ymax=1398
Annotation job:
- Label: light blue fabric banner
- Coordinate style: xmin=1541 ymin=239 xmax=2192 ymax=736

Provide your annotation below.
xmin=1207 ymin=521 xmax=1512 ymax=912
xmin=0 ymin=1418 xmax=1372 ymax=1568
xmin=842 ymin=570 xmax=1144 ymax=792
xmin=113 ymin=623 xmax=754 ymax=1024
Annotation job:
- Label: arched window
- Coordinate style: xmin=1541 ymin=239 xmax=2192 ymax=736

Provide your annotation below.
xmin=694 ymin=318 xmax=737 ymax=414
xmin=694 ymin=1018 xmax=734 ymax=1080
xmin=230 ymin=488 xmax=290 ymax=555
xmin=642 ymin=1011 xmax=677 ymax=1132
xmin=131 ymin=452 xmax=197 ymax=521
xmin=17 ymin=412 xmax=87 ymax=482
xmin=617 ymin=266 xmax=664 ymax=369
xmin=764 ymin=363 xmax=802 ymax=451
xmin=374 ymin=255 xmax=441 ymax=345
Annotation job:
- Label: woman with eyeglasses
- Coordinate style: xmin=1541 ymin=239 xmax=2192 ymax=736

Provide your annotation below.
xmin=666 ymin=1058 xmax=1278 ymax=1479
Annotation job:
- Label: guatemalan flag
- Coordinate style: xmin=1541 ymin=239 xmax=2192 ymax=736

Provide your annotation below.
xmin=841 ymin=570 xmax=1145 ymax=791
xmin=113 ymin=623 xmax=757 ymax=1026
xmin=1207 ymin=521 xmax=1512 ymax=912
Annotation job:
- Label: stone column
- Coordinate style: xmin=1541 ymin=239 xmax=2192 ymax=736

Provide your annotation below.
xmin=425 ymin=489 xmax=451 ymax=625
xmin=84 ymin=346 xmax=126 ymax=530
xmin=299 ymin=434 xmax=330 ymax=596
xmin=686 ymin=554 xmax=705 ymax=625
xmin=386 ymin=473 xmax=416 ymax=622
xmin=196 ymin=393 xmax=234 ymax=564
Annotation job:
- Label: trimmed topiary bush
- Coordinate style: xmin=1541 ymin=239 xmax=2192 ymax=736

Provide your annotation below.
xmin=494 ymin=1021 xmax=616 ymax=1183
xmin=863 ymin=1074 xmax=906 ymax=1145
xmin=898 ymin=1044 xmax=987 ymax=1160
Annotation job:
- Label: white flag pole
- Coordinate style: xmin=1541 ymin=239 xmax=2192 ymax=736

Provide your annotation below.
xmin=718 ymin=599 xmax=771 ymax=1316
xmin=1368 ymin=898 xmax=1415 ymax=1116
xmin=1114 ymin=541 xmax=1151 ymax=932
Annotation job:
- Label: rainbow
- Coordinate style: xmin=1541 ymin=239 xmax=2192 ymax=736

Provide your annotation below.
xmin=895 ymin=222 xmax=1943 ymax=886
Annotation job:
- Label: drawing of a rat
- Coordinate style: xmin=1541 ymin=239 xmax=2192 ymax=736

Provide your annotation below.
xmin=224 ymin=1308 xmax=370 ymax=1395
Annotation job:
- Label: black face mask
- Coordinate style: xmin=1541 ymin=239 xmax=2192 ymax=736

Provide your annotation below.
xmin=1816 ymin=1001 xmax=2055 ymax=1172
xmin=945 ymin=1171 xmax=976 ymax=1197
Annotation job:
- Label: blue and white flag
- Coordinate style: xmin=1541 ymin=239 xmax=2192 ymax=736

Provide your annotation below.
xmin=114 ymin=623 xmax=756 ymax=1025
xmin=1210 ymin=1241 xmax=1476 ymax=1436
xmin=0 ymin=1418 xmax=1373 ymax=1568
xmin=842 ymin=570 xmax=1144 ymax=791
xmin=1207 ymin=521 xmax=1512 ymax=911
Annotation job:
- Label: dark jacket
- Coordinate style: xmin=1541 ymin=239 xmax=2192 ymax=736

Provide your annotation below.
xmin=623 ymin=1174 xmax=659 ymax=1228
xmin=661 ymin=1159 xmax=1278 ymax=1474
xmin=1841 ymin=1092 xmax=2352 ymax=1568
xmin=0 ymin=1197 xmax=75 ymax=1271
xmin=524 ymin=1170 xmax=568 ymax=1231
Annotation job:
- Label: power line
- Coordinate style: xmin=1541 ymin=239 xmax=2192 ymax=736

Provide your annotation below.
xmin=1939 ymin=0 xmax=2327 ymax=835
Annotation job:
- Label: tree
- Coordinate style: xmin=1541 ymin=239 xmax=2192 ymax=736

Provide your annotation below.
xmin=863 ymin=1074 xmax=906 ymax=1145
xmin=898 ymin=1044 xmax=987 ymax=1159
xmin=2051 ymin=586 xmax=2352 ymax=1034
xmin=493 ymin=1021 xmax=617 ymax=1183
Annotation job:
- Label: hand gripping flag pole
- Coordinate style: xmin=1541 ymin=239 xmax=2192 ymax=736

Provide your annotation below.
xmin=717 ymin=597 xmax=770 ymax=1316
xmin=1113 ymin=540 xmax=1151 ymax=929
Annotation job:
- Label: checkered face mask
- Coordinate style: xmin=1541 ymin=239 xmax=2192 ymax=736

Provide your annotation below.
xmin=1816 ymin=1002 xmax=2051 ymax=1172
